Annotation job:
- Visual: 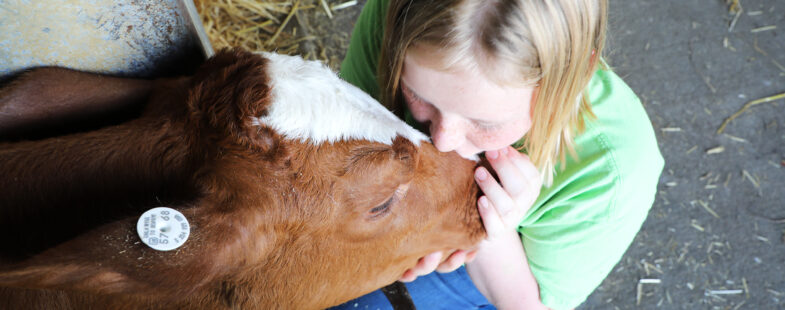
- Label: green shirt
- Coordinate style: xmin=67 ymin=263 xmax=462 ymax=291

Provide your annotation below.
xmin=340 ymin=1 xmax=664 ymax=309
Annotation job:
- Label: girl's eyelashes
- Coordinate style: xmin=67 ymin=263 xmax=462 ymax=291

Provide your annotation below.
xmin=402 ymin=85 xmax=422 ymax=103
xmin=402 ymin=85 xmax=434 ymax=119
xmin=403 ymin=84 xmax=503 ymax=132
xmin=473 ymin=120 xmax=502 ymax=131
xmin=402 ymin=84 xmax=432 ymax=106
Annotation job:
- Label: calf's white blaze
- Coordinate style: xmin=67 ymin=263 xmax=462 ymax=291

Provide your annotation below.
xmin=253 ymin=52 xmax=428 ymax=146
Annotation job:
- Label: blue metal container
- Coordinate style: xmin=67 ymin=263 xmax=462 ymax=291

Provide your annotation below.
xmin=0 ymin=0 xmax=213 ymax=78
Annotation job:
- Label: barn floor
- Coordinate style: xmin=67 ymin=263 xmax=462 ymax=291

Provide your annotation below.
xmin=288 ymin=0 xmax=785 ymax=309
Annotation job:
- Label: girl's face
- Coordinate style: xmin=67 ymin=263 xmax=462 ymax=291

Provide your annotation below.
xmin=401 ymin=51 xmax=536 ymax=158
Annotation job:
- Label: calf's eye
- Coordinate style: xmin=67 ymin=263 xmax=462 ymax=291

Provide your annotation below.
xmin=369 ymin=196 xmax=394 ymax=218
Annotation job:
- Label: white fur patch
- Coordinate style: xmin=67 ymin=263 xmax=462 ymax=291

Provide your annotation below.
xmin=252 ymin=52 xmax=428 ymax=146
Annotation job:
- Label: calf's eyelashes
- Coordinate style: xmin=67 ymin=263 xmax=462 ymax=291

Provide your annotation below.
xmin=367 ymin=183 xmax=410 ymax=220
xmin=368 ymin=195 xmax=395 ymax=219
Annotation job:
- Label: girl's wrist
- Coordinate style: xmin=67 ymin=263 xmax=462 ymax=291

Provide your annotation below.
xmin=467 ymin=229 xmax=547 ymax=309
xmin=478 ymin=228 xmax=521 ymax=251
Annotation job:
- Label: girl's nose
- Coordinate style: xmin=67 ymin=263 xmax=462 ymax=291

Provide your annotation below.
xmin=429 ymin=115 xmax=464 ymax=153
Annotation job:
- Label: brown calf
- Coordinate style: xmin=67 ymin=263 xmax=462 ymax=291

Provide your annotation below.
xmin=0 ymin=49 xmax=485 ymax=309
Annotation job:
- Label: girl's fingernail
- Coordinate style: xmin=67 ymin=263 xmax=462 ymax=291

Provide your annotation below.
xmin=486 ymin=150 xmax=498 ymax=160
xmin=478 ymin=196 xmax=489 ymax=209
xmin=475 ymin=168 xmax=488 ymax=181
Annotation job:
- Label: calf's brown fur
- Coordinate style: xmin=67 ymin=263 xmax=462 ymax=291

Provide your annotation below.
xmin=0 ymin=49 xmax=485 ymax=309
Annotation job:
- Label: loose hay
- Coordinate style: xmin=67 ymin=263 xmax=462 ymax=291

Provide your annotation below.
xmin=717 ymin=92 xmax=785 ymax=134
xmin=193 ymin=0 xmax=357 ymax=70
xmin=705 ymin=146 xmax=725 ymax=155
xmin=750 ymin=25 xmax=777 ymax=33
xmin=193 ymin=0 xmax=304 ymax=53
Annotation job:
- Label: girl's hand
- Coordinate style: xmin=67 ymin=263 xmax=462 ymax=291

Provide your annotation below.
xmin=399 ymin=146 xmax=540 ymax=283
xmin=475 ymin=146 xmax=541 ymax=239
xmin=465 ymin=147 xmax=548 ymax=309
xmin=399 ymin=249 xmax=478 ymax=282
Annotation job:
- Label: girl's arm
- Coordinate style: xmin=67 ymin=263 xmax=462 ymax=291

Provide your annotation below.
xmin=466 ymin=218 xmax=549 ymax=309
xmin=467 ymin=146 xmax=552 ymax=309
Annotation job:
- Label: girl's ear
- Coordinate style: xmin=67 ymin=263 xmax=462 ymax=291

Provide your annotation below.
xmin=529 ymin=85 xmax=539 ymax=118
xmin=590 ymin=49 xmax=597 ymax=66
xmin=588 ymin=49 xmax=600 ymax=73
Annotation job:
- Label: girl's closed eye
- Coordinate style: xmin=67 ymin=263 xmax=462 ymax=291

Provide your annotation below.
xmin=402 ymin=84 xmax=436 ymax=122
xmin=473 ymin=120 xmax=503 ymax=131
xmin=402 ymin=84 xmax=425 ymax=104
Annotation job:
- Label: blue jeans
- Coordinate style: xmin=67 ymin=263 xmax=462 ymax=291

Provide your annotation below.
xmin=329 ymin=266 xmax=496 ymax=310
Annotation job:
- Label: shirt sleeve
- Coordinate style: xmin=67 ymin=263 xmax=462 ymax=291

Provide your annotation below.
xmin=518 ymin=69 xmax=665 ymax=310
xmin=339 ymin=0 xmax=388 ymax=99
xmin=521 ymin=169 xmax=654 ymax=310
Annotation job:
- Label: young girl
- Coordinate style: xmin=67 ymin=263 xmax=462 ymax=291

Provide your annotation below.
xmin=332 ymin=0 xmax=663 ymax=309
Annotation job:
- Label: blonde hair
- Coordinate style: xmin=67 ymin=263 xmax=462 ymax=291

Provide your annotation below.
xmin=378 ymin=0 xmax=607 ymax=185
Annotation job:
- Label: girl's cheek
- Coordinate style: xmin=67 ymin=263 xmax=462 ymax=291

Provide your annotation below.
xmin=469 ymin=125 xmax=529 ymax=151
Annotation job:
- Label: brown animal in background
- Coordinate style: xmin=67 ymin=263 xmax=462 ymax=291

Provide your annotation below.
xmin=0 ymin=49 xmax=485 ymax=309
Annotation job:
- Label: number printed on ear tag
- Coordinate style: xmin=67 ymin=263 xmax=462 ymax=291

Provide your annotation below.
xmin=137 ymin=207 xmax=190 ymax=251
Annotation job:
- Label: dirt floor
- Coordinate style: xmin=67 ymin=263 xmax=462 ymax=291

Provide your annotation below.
xmin=204 ymin=0 xmax=784 ymax=308
xmin=582 ymin=1 xmax=785 ymax=309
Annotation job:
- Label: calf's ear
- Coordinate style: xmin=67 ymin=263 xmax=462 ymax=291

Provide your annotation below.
xmin=392 ymin=136 xmax=418 ymax=165
xmin=187 ymin=48 xmax=278 ymax=153
xmin=0 ymin=218 xmax=178 ymax=296
xmin=0 ymin=202 xmax=270 ymax=298
xmin=0 ymin=67 xmax=153 ymax=139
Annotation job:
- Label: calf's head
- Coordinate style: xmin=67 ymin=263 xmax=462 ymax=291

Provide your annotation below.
xmin=0 ymin=50 xmax=486 ymax=309
xmin=191 ymin=50 xmax=487 ymax=308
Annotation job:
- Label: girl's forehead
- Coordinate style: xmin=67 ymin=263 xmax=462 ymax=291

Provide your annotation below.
xmin=402 ymin=52 xmax=534 ymax=122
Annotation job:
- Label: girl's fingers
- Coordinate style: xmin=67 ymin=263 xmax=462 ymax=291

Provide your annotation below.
xmin=399 ymin=251 xmax=442 ymax=282
xmin=399 ymin=269 xmax=417 ymax=282
xmin=417 ymin=252 xmax=442 ymax=275
xmin=505 ymin=148 xmax=541 ymax=187
xmin=476 ymin=147 xmax=543 ymax=234
xmin=436 ymin=250 xmax=467 ymax=273
xmin=475 ymin=167 xmax=515 ymax=215
xmin=485 ymin=147 xmax=529 ymax=197
xmin=465 ymin=250 xmax=478 ymax=263
xmin=478 ymin=195 xmax=505 ymax=238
